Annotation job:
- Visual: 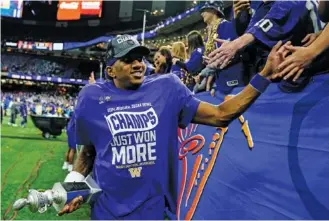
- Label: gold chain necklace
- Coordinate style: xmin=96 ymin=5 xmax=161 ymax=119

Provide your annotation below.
xmin=204 ymin=18 xmax=222 ymax=56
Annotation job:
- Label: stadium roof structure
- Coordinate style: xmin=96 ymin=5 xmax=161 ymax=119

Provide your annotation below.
xmin=2 ymin=1 xmax=233 ymax=61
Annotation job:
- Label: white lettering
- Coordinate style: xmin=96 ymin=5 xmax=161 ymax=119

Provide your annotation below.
xmin=105 ymin=108 xmax=158 ymax=136
xmin=126 ymin=145 xmax=136 ymax=164
xmin=136 ymin=144 xmax=147 ymax=162
xmin=112 ymin=147 xmax=125 ymax=165
xmin=148 ymin=142 xmax=157 ymax=161
xmin=59 ymin=2 xmax=79 ymax=9
xmin=111 ymin=142 xmax=156 ymax=165
xmin=81 ymin=1 xmax=100 ymax=10
xmin=117 ymin=35 xmax=133 ymax=44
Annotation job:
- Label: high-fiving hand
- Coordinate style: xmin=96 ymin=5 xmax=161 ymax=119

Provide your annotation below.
xmin=207 ymin=39 xmax=238 ymax=70
xmin=272 ymin=45 xmax=315 ymax=81
xmin=88 ymin=72 xmax=96 ymax=84
xmin=260 ymin=41 xmax=291 ymax=79
xmin=233 ymin=0 xmax=251 ymax=18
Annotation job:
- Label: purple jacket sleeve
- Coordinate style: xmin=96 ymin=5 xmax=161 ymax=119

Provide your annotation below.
xmin=246 ymin=1 xmax=308 ymax=47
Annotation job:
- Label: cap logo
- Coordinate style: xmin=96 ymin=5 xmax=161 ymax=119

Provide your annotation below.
xmin=117 ymin=35 xmax=133 ymax=44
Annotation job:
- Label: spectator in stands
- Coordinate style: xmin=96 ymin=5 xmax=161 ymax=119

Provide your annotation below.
xmin=232 ymin=0 xmax=261 ymax=37
xmin=171 ymin=41 xmax=187 ymax=76
xmin=208 ymin=1 xmax=324 ymax=72
xmin=173 ymin=31 xmax=205 ymax=76
xmin=171 ymin=42 xmax=187 ymax=61
xmin=272 ymin=1 xmax=329 ymax=83
xmin=172 ymin=31 xmax=206 ymax=93
xmin=154 ymin=46 xmax=172 ymax=74
xmin=170 ymin=41 xmax=187 ymax=83
xmin=201 ymin=0 xmax=245 ymax=94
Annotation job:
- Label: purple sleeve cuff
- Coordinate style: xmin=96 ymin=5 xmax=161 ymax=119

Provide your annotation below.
xmin=249 ymin=73 xmax=271 ymax=93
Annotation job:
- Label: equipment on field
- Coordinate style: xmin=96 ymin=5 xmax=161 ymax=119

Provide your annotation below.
xmin=30 ymin=114 xmax=69 ymax=139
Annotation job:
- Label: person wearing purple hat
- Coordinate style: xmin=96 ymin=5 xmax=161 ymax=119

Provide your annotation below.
xmin=201 ymin=0 xmax=246 ymax=94
xmin=58 ymin=34 xmax=287 ymax=219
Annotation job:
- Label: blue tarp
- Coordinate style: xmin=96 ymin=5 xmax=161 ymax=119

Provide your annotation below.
xmin=177 ymin=74 xmax=329 ymax=220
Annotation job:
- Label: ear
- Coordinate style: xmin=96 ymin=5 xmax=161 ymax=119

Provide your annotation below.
xmin=106 ymin=66 xmax=116 ymax=78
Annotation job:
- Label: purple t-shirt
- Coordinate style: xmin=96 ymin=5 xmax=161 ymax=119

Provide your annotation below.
xmin=75 ymin=74 xmax=200 ymax=220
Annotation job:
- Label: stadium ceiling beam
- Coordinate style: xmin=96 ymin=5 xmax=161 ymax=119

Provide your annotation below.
xmin=157 ymin=12 xmax=202 ymax=35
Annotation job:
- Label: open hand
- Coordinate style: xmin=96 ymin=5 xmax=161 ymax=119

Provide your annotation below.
xmin=88 ymin=72 xmax=96 ymax=84
xmin=233 ymin=0 xmax=251 ymax=17
xmin=260 ymin=41 xmax=291 ymax=79
xmin=301 ymin=32 xmax=320 ymax=47
xmin=57 ymin=196 xmax=84 ymax=216
xmin=172 ymin=57 xmax=180 ymax=65
xmin=273 ymin=45 xmax=315 ymax=81
xmin=207 ymin=39 xmax=238 ymax=69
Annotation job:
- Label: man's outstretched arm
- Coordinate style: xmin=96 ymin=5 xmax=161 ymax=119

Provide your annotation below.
xmin=192 ymin=81 xmax=262 ymax=128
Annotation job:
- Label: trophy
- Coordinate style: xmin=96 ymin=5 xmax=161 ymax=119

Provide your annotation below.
xmin=13 ymin=175 xmax=102 ymax=214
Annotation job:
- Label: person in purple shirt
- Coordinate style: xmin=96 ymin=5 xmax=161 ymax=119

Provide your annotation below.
xmin=173 ymin=30 xmax=205 ymax=75
xmin=19 ymin=99 xmax=28 ymax=128
xmin=208 ymin=0 xmax=324 ymax=70
xmin=201 ymin=0 xmax=246 ymax=94
xmin=58 ymin=34 xmax=287 ymax=219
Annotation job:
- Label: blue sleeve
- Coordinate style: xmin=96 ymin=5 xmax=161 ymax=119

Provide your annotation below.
xmin=67 ymin=113 xmax=75 ymax=131
xmin=185 ymin=48 xmax=204 ymax=73
xmin=170 ymin=75 xmax=201 ymax=128
xmin=75 ymin=86 xmax=94 ymax=146
xmin=246 ymin=1 xmax=308 ymax=47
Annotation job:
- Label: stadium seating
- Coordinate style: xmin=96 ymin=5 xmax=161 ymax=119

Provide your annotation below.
xmin=1 ymin=53 xmax=100 ymax=80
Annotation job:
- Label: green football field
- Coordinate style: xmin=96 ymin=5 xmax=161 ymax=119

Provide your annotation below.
xmin=1 ymin=116 xmax=90 ymax=220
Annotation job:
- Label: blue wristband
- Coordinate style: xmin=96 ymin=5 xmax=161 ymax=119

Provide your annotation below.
xmin=249 ymin=73 xmax=271 ymax=93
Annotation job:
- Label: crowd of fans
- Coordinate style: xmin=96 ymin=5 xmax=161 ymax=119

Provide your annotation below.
xmin=146 ymin=0 xmax=329 ymax=96
xmin=2 ymin=0 xmax=329 ymax=112
xmin=1 ymin=53 xmax=100 ymax=80
xmin=1 ymin=91 xmax=76 ymax=126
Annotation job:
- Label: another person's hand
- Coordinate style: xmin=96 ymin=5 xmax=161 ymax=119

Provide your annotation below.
xmin=57 ymin=196 xmax=83 ymax=216
xmin=154 ymin=59 xmax=161 ymax=73
xmin=210 ymin=88 xmax=215 ymax=97
xmin=301 ymin=32 xmax=321 ymax=47
xmin=88 ymin=72 xmax=96 ymax=84
xmin=172 ymin=57 xmax=180 ymax=65
xmin=207 ymin=39 xmax=238 ymax=69
xmin=259 ymin=41 xmax=291 ymax=79
xmin=193 ymin=74 xmax=201 ymax=84
xmin=233 ymin=0 xmax=251 ymax=18
xmin=274 ymin=45 xmax=315 ymax=81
